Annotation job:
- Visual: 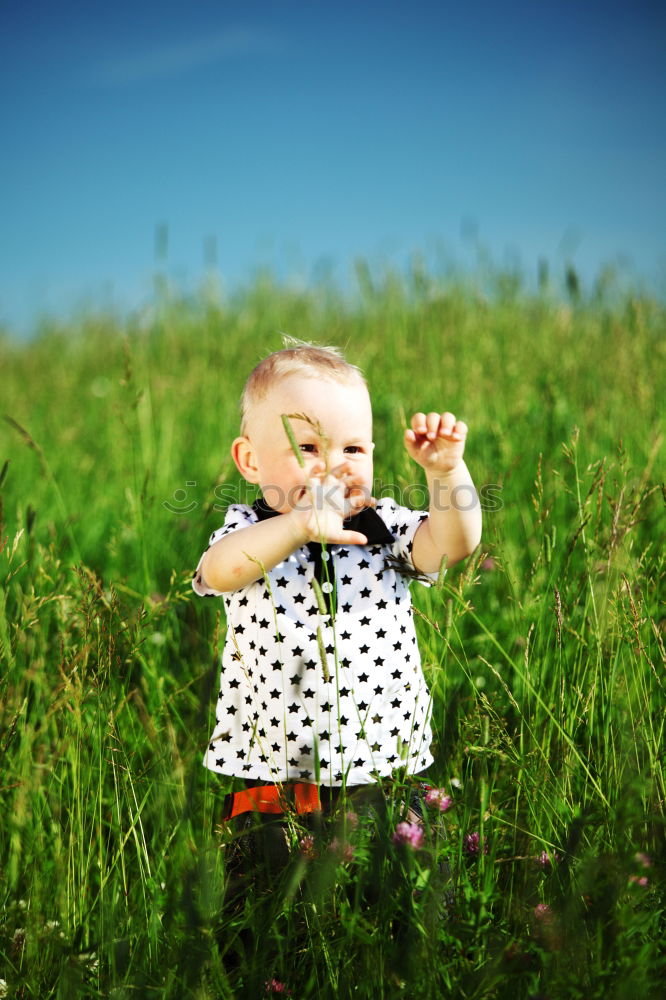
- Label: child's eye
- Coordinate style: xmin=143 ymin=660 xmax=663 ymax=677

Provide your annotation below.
xmin=299 ymin=443 xmax=317 ymax=453
xmin=344 ymin=446 xmax=363 ymax=454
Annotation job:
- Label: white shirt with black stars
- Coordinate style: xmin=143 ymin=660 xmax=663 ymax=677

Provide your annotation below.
xmin=192 ymin=497 xmax=436 ymax=786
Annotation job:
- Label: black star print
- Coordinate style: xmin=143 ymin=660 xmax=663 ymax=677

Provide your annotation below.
xmin=391 ymin=698 xmax=400 ymax=708
xmin=339 ymin=686 xmax=350 ymax=697
xmin=238 ymin=596 xmax=249 ymax=607
xmin=358 ymin=558 xmax=370 ymax=569
xmin=293 ymin=594 xmax=306 ymax=604
xmin=320 ymin=730 xmax=330 ymax=741
xmin=358 ymin=672 xmax=369 ymax=682
xmin=374 ymin=656 xmax=385 ymax=667
xmin=289 ymin=674 xmax=301 ymax=686
xmin=271 ymin=660 xmax=282 ymax=671
xmin=359 ymin=645 xmax=369 ymax=654
xmin=228 ymin=706 xmax=237 ymax=715
xmin=341 ymin=575 xmax=352 ymax=585
xmin=293 ymin=646 xmax=303 ymax=656
xmin=270 ymin=689 xmax=280 ymax=700
xmin=391 ymin=669 xmax=401 ymax=680
xmin=377 ymin=599 xmax=387 ymax=610
xmin=360 ymin=587 xmax=371 ymax=598
xmin=393 ymin=641 xmax=402 ymax=651
xmin=372 ymin=714 xmax=382 ymax=724
xmin=354 ymin=757 xmax=364 ymax=767
xmin=360 ymin=616 xmax=370 ymax=626
xmin=276 ymin=577 xmax=288 ymax=587
xmin=376 ymin=628 xmax=386 ymax=638
xmin=288 ymin=704 xmax=300 ymax=714
xmin=319 ymin=758 xmax=329 ymax=769
xmin=340 ymin=630 xmax=351 ymax=640
xmin=374 ymin=685 xmax=382 ymax=696
xmin=303 ymin=688 xmax=315 ymax=699
xmin=358 ymin=700 xmax=368 ymax=711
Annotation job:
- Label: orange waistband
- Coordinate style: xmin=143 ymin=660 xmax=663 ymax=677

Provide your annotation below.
xmin=227 ymin=782 xmax=322 ymax=819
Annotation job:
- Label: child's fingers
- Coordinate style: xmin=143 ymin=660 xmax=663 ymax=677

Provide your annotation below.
xmin=436 ymin=413 xmax=468 ymax=441
xmin=308 ymin=479 xmax=346 ymax=514
xmin=346 ymin=489 xmax=375 ymax=516
xmin=450 ymin=419 xmax=468 ymax=441
xmin=410 ymin=412 xmax=428 ymax=436
xmin=335 ymin=529 xmax=368 ymax=546
xmin=424 ymin=411 xmax=441 ymax=440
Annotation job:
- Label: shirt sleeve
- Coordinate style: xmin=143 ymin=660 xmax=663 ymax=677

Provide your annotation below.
xmin=191 ymin=504 xmax=256 ymax=597
xmin=374 ymin=497 xmax=440 ymax=584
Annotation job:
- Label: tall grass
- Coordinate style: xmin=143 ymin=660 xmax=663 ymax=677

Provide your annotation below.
xmin=0 ymin=264 xmax=664 ymax=998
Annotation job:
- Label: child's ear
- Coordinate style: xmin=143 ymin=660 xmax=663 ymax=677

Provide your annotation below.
xmin=231 ymin=437 xmax=260 ymax=484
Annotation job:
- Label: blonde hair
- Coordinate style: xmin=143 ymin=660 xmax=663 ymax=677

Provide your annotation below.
xmin=240 ymin=338 xmax=366 ymax=433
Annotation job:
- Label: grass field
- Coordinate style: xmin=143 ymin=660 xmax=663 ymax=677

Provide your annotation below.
xmin=1 ymin=263 xmax=664 ymax=998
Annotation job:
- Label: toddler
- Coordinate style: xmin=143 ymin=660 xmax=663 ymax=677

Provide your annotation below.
xmin=192 ymin=341 xmax=481 ymax=807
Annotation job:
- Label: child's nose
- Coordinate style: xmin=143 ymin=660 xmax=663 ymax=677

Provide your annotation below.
xmin=329 ymin=457 xmax=352 ymax=478
xmin=308 ymin=458 xmax=327 ymax=479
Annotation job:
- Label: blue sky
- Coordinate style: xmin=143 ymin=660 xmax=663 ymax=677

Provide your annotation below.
xmin=2 ymin=0 xmax=665 ymax=334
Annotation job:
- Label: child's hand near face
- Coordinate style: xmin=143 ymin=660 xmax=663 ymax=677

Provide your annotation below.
xmin=404 ymin=411 xmax=468 ymax=475
xmin=295 ymin=460 xmax=372 ymax=546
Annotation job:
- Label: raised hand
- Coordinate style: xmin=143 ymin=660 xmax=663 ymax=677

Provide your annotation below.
xmin=404 ymin=411 xmax=468 ymax=475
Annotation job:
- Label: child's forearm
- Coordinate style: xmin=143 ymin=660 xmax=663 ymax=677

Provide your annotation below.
xmin=412 ymin=460 xmax=482 ymax=572
xmin=199 ymin=512 xmax=309 ymax=593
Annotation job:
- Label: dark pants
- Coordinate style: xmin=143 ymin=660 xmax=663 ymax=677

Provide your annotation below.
xmin=216 ymin=777 xmax=451 ymax=984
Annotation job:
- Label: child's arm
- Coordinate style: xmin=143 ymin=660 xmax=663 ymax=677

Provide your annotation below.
xmin=406 ymin=411 xmax=482 ymax=573
xmin=198 ymin=466 xmax=370 ymax=593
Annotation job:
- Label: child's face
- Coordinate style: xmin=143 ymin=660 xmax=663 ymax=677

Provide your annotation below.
xmin=237 ymin=374 xmax=375 ymax=514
